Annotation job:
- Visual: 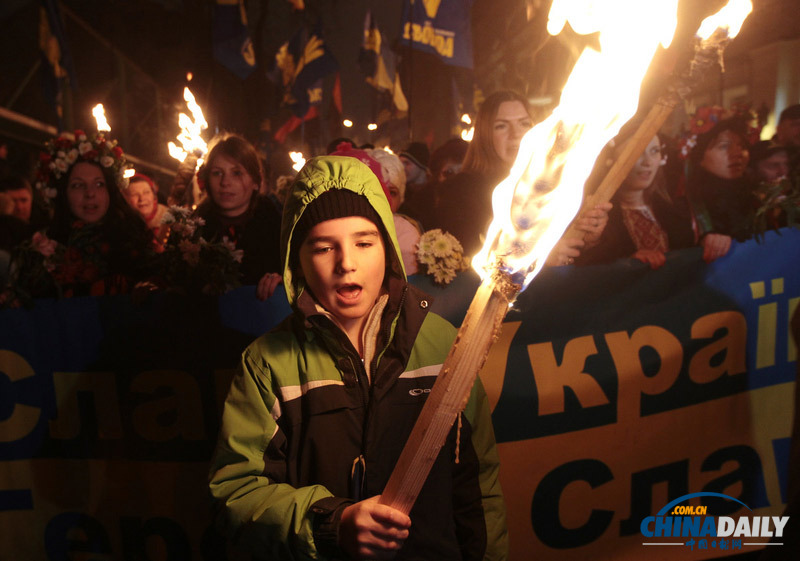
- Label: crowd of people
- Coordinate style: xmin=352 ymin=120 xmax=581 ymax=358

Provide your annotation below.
xmin=1 ymin=94 xmax=799 ymax=559
xmin=0 ymin=94 xmax=798 ymax=306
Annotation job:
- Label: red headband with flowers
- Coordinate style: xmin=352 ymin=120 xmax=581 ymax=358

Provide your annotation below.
xmin=677 ymin=103 xmax=765 ymax=160
xmin=35 ymin=130 xmax=130 ymax=204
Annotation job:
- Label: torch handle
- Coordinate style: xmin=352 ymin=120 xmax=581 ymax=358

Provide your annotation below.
xmin=563 ymin=94 xmax=679 ymax=241
xmin=379 ymin=274 xmax=519 ymax=515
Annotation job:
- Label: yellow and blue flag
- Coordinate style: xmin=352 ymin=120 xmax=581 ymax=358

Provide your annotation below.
xmin=212 ymin=0 xmax=256 ymax=80
xmin=270 ymin=24 xmax=339 ymax=118
xmin=401 ymin=0 xmax=474 ymax=69
xmin=359 ymin=10 xmax=408 ymax=113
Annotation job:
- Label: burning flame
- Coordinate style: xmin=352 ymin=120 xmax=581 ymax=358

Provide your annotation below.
xmin=697 ymin=0 xmax=751 ymax=40
xmin=473 ymin=0 xmax=750 ymax=290
xmin=290 ymin=151 xmax=306 ymax=172
xmin=92 ymin=104 xmax=110 ymax=132
xmin=461 ymin=113 xmax=474 ymax=141
xmin=168 ymin=87 xmax=209 ymax=167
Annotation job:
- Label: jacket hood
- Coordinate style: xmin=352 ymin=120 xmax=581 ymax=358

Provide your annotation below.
xmin=280 ymin=155 xmax=404 ymax=306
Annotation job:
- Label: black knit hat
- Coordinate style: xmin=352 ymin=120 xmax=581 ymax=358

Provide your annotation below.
xmin=399 ymin=142 xmax=430 ymax=172
xmin=290 ymin=189 xmax=383 ymax=264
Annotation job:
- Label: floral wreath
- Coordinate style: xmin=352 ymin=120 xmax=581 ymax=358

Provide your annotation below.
xmin=35 ymin=129 xmax=130 ymax=204
xmin=677 ymin=102 xmax=765 ymax=160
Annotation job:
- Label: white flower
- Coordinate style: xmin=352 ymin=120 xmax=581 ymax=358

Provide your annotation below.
xmin=57 ymin=150 xmax=66 ymax=159
xmin=66 ymin=149 xmax=79 ymax=164
xmin=432 ymin=235 xmax=456 ymax=258
xmin=78 ymin=142 xmax=93 ymax=155
xmin=220 ymin=237 xmax=244 ymax=263
xmin=100 ymin=155 xmax=114 ymax=168
xmin=55 ymin=159 xmax=69 ymax=174
xmin=179 ymin=239 xmax=201 ymax=266
xmin=77 ymin=133 xmax=87 ymax=141
xmin=44 ymin=187 xmax=58 ymax=200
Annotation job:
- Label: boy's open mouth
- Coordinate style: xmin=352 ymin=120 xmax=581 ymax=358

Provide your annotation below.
xmin=337 ymin=284 xmax=362 ymax=300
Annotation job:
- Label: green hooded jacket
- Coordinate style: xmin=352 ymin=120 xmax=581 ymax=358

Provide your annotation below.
xmin=209 ymin=156 xmax=507 ymax=560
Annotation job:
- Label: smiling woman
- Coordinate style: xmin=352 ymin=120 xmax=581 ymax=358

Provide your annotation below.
xmin=4 ymin=130 xmax=157 ymax=302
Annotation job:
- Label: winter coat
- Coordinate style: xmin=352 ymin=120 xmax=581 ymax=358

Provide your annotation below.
xmin=208 ymin=156 xmax=507 ymax=560
xmin=195 ymin=195 xmax=283 ymax=284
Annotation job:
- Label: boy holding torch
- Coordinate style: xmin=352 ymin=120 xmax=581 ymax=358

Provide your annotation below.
xmin=209 ymin=156 xmax=507 ymax=560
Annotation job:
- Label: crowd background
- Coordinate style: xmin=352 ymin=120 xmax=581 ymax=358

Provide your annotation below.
xmin=1 ymin=94 xmax=798 ymax=306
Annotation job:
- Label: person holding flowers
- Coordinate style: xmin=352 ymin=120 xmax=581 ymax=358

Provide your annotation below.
xmin=4 ymin=129 xmax=156 ymax=303
xmin=194 ymin=133 xmax=283 ymax=300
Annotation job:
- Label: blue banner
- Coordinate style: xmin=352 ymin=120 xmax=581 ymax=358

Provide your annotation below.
xmin=401 ymin=0 xmax=474 ymax=68
xmin=0 ymin=229 xmax=797 ymax=559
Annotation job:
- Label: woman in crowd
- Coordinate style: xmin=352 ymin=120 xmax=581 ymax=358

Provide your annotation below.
xmin=685 ymin=113 xmax=756 ymax=261
xmin=124 ymin=173 xmax=169 ymax=245
xmin=9 ymin=130 xmax=156 ymax=299
xmin=429 ymin=89 xmax=610 ymax=264
xmin=576 ymin=133 xmax=696 ymax=269
xmin=195 ymin=133 xmax=283 ymax=300
xmin=367 ymin=148 xmax=422 ymax=275
xmin=747 ymin=139 xmax=799 ymax=231
xmin=428 ymin=90 xmax=534 ymax=256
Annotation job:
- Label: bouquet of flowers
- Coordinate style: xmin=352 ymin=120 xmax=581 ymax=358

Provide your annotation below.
xmin=159 ymin=206 xmax=244 ymax=295
xmin=752 ymin=175 xmax=800 ymax=240
xmin=415 ymin=229 xmax=470 ymax=286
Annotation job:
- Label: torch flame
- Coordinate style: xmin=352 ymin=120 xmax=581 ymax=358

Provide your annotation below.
xmin=474 ymin=0 xmax=751 ymax=290
xmin=697 ymin=0 xmax=752 ymax=41
xmin=92 ymin=104 xmax=111 ymax=132
xmin=290 ymin=151 xmax=306 ymax=172
xmin=168 ymin=87 xmax=209 ymax=167
xmin=474 ymin=0 xmax=682 ymax=288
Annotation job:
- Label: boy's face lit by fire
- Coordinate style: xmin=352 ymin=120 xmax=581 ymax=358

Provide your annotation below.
xmin=298 ymin=216 xmax=386 ymax=344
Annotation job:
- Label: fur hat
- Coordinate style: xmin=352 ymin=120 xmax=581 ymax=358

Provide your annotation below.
xmin=367 ymin=149 xmax=407 ymax=200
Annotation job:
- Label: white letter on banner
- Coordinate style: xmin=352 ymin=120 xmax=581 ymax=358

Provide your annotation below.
xmin=49 ymin=372 xmax=122 ymax=440
xmin=528 ymin=336 xmax=608 ymax=416
xmin=773 ymin=516 xmax=789 ymax=537
xmin=717 ymin=517 xmax=735 ymax=537
xmin=688 ymin=312 xmax=747 ymax=383
xmin=131 ymin=370 xmax=205 ymax=441
xmin=605 ymin=326 xmax=682 ymax=421
xmin=0 ymin=350 xmax=40 ymax=442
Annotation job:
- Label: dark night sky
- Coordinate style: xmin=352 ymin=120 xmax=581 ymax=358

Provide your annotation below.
xmin=1 ymin=0 xmax=798 ymax=174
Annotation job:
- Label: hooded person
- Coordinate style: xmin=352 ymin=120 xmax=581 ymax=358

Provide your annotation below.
xmin=209 ymin=155 xmax=507 ymax=560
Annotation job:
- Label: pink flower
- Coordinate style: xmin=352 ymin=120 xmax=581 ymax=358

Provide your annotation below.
xmin=31 ymin=232 xmax=58 ymax=257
